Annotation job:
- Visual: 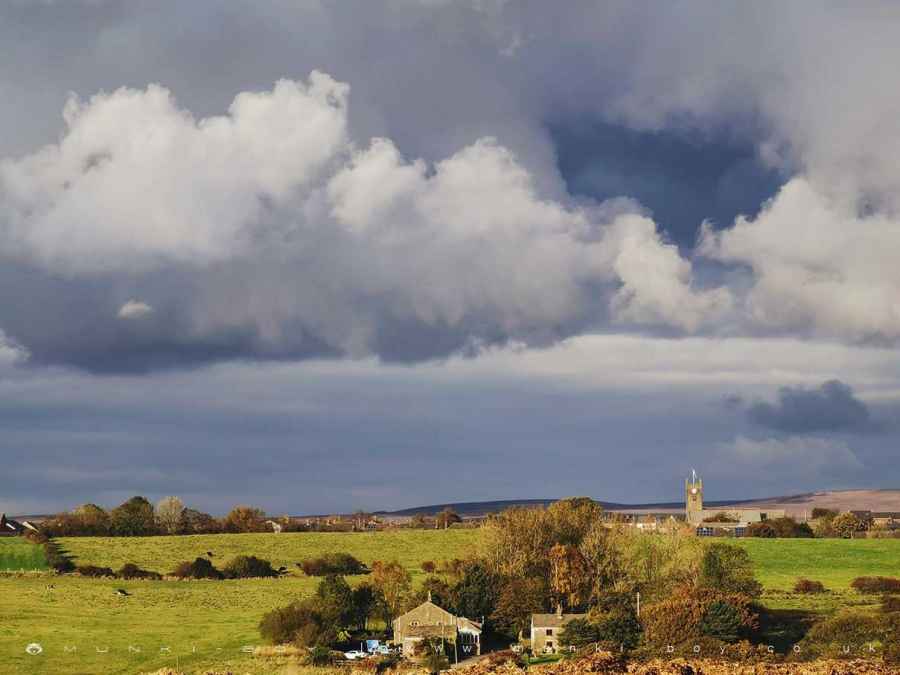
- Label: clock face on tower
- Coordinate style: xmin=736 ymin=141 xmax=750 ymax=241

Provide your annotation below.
xmin=690 ymin=488 xmax=698 ymax=495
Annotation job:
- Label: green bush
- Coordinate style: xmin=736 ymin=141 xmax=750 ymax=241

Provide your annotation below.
xmin=700 ymin=600 xmax=743 ymax=642
xmin=793 ymin=578 xmax=826 ymax=594
xmin=117 ymin=563 xmax=161 ymax=580
xmin=299 ymin=552 xmax=368 ymax=576
xmin=307 ymin=644 xmax=333 ymax=666
xmin=558 ymin=618 xmax=600 ymax=648
xmin=595 ymin=612 xmax=642 ymax=650
xmin=851 ymin=576 xmax=900 ymax=593
xmin=76 ymin=564 xmax=116 ymax=578
xmin=171 ymin=557 xmax=223 ymax=579
xmin=222 ymin=555 xmax=278 ymax=578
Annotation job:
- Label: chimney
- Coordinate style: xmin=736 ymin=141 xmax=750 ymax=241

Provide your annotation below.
xmin=427 ymin=590 xmax=432 ymax=603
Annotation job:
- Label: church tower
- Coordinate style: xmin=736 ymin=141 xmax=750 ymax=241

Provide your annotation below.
xmin=685 ymin=469 xmax=703 ymax=523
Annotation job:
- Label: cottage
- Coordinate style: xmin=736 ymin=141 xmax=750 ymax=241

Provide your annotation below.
xmin=391 ymin=594 xmax=482 ymax=659
xmin=530 ymin=606 xmax=586 ymax=655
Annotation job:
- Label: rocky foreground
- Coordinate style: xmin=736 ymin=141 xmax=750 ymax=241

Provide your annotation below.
xmin=143 ymin=651 xmax=900 ymax=674
xmin=450 ymin=652 xmax=899 ymax=675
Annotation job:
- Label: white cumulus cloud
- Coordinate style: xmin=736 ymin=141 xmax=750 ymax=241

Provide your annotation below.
xmin=0 ymin=73 xmax=725 ymax=365
xmin=117 ymin=300 xmax=153 ymax=319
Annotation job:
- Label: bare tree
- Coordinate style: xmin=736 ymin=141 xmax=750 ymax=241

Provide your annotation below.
xmin=155 ymin=496 xmax=185 ymax=535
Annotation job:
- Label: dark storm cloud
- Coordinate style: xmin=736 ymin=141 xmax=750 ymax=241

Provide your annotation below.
xmin=551 ymin=121 xmax=783 ymax=248
xmin=746 ymin=380 xmax=874 ymax=434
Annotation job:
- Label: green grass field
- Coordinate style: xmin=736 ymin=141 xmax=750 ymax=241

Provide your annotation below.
xmin=56 ymin=529 xmax=477 ymax=580
xmin=3 ymin=532 xmax=900 ymax=674
xmin=736 ymin=538 xmax=900 ymax=591
xmin=1 ymin=530 xmax=477 ymax=675
xmin=0 ymin=537 xmax=49 ymax=571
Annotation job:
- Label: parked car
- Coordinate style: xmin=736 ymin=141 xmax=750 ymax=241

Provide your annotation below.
xmin=344 ymin=650 xmax=367 ymax=660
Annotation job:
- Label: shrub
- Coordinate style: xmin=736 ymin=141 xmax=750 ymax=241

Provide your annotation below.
xmin=699 ymin=543 xmax=762 ymax=597
xmin=299 ymin=552 xmax=367 ymax=576
xmin=749 ymin=517 xmax=814 ymax=538
xmin=746 ymin=522 xmax=777 ymax=538
xmin=260 ymin=600 xmax=316 ymax=644
xmin=259 ymin=596 xmax=340 ymax=648
xmin=793 ymin=578 xmax=826 ymax=594
xmin=640 ymin=586 xmax=758 ymax=648
xmin=117 ymin=563 xmax=162 ymax=580
xmin=307 ymin=644 xmax=333 ymax=666
xmin=812 ymin=508 xmax=838 ymax=520
xmin=414 ymin=638 xmax=450 ymax=674
xmin=171 ymin=557 xmax=223 ymax=579
xmin=803 ymin=610 xmax=883 ymax=646
xmin=76 ymin=565 xmax=116 ymax=578
xmin=851 ymin=576 xmax=900 ymax=593
xmin=559 ymin=618 xmax=600 ymax=648
xmin=420 ymin=560 xmax=436 ymax=573
xmin=595 ymin=612 xmax=642 ymax=650
xmin=222 ymin=555 xmax=278 ymax=579
xmin=700 ymin=600 xmax=744 ymax=642
xmin=882 ymin=596 xmax=900 ymax=613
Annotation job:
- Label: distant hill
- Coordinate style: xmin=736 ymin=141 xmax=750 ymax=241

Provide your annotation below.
xmin=377 ymin=490 xmax=900 ymax=519
xmin=377 ymin=496 xmax=758 ymax=518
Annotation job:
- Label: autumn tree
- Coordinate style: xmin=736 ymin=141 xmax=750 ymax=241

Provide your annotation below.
xmin=478 ymin=506 xmax=555 ymax=579
xmin=371 ymin=560 xmax=411 ymax=621
xmin=832 ymin=512 xmax=866 ymax=538
xmin=491 ymin=577 xmax=549 ymax=638
xmin=182 ymin=508 xmax=220 ymax=534
xmin=547 ymin=497 xmax=604 ymax=546
xmin=155 ymin=496 xmax=185 ymax=534
xmin=224 ymin=505 xmax=265 ymax=533
xmin=549 ymin=543 xmax=590 ymax=609
xmin=73 ymin=503 xmax=110 ymax=535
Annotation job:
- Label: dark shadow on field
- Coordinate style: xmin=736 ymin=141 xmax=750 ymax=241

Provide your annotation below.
xmin=757 ymin=607 xmax=818 ymax=652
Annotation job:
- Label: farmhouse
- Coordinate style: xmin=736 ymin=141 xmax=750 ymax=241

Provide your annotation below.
xmin=530 ymin=605 xmax=586 ymax=655
xmin=391 ymin=593 xmax=482 ymax=659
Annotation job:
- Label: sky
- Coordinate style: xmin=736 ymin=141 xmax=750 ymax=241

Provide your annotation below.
xmin=3 ymin=1 xmax=900 ymax=516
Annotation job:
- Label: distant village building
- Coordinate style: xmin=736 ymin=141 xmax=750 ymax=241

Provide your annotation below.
xmin=685 ymin=471 xmax=785 ymax=536
xmin=392 ymin=594 xmax=482 ymax=659
xmin=871 ymin=512 xmax=900 ymax=530
xmin=530 ymin=605 xmax=586 ymax=655
xmin=0 ymin=514 xmax=38 ymax=537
